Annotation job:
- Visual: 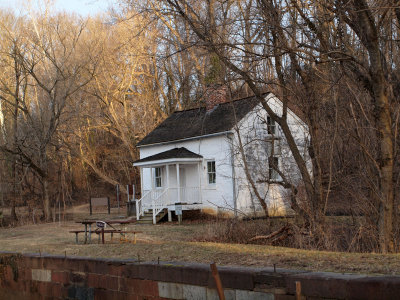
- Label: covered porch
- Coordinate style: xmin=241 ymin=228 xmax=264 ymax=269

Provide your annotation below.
xmin=133 ymin=148 xmax=203 ymax=223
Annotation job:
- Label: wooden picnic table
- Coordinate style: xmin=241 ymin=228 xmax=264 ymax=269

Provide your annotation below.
xmin=72 ymin=219 xmax=136 ymax=244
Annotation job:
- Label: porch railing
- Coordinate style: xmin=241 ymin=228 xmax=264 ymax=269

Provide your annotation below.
xmin=136 ymin=187 xmax=202 ymax=222
xmin=168 ymin=187 xmax=201 ymax=205
xmin=136 ymin=189 xmax=170 ymax=223
xmin=152 ymin=189 xmax=169 ymax=224
xmin=136 ymin=190 xmax=150 ymax=220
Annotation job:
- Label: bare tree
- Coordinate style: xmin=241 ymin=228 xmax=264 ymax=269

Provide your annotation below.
xmin=0 ymin=9 xmax=98 ymax=221
xmin=155 ymin=0 xmax=400 ymax=252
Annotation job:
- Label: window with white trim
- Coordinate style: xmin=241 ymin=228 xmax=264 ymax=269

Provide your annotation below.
xmin=155 ymin=167 xmax=162 ymax=188
xmin=267 ymin=116 xmax=276 ymax=135
xmin=207 ymin=161 xmax=216 ymax=184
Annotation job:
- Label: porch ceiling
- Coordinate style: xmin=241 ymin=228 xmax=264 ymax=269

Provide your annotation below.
xmin=133 ymin=147 xmax=202 ymax=167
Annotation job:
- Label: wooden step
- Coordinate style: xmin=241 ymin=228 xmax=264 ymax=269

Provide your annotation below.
xmin=136 ymin=219 xmax=153 ymax=225
xmin=137 ymin=209 xmax=168 ymax=224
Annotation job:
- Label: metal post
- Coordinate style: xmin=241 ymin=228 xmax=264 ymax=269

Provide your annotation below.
xmin=107 ymin=197 xmax=110 ymax=214
xmin=296 ymin=281 xmax=301 ymax=300
xmin=116 ymin=184 xmax=120 ymax=214
xmin=84 ymin=224 xmax=88 ymax=244
xmin=210 ymin=263 xmax=225 ymax=300
xmin=126 ymin=184 xmax=129 ymax=202
xmin=88 ymin=224 xmax=91 ymax=243
xmin=89 ymin=197 xmax=92 ymax=215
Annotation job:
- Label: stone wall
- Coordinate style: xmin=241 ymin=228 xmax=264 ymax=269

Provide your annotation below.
xmin=0 ymin=252 xmax=399 ymax=299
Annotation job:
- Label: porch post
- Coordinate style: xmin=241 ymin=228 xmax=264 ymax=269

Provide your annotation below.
xmin=197 ymin=162 xmax=202 ymax=204
xmin=140 ymin=167 xmax=144 ymax=197
xmin=176 ymin=163 xmax=181 ymax=204
xmin=166 ymin=165 xmax=169 ymax=190
xmin=151 ymin=167 xmax=154 ymax=190
xmin=166 ymin=165 xmax=172 ymax=222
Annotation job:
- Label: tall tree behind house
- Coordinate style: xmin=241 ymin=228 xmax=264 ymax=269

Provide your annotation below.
xmin=156 ymin=0 xmax=400 ymax=252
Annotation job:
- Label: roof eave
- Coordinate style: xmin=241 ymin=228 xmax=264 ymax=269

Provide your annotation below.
xmin=137 ymin=130 xmax=234 ymax=148
xmin=133 ymin=157 xmax=203 ymax=167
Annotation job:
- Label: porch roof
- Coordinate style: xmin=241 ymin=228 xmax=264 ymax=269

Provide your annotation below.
xmin=133 ymin=147 xmax=203 ymax=167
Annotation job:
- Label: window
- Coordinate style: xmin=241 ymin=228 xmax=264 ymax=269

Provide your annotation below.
xmin=267 ymin=116 xmax=276 ymax=135
xmin=155 ymin=167 xmax=162 ymax=188
xmin=207 ymin=161 xmax=216 ymax=184
xmin=269 ymin=156 xmax=279 ymax=181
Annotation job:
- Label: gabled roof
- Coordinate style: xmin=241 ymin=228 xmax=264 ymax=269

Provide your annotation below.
xmin=137 ymin=94 xmax=267 ymax=147
xmin=134 ymin=147 xmax=203 ymax=164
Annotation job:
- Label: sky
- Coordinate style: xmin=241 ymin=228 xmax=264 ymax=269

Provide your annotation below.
xmin=0 ymin=0 xmax=113 ymax=16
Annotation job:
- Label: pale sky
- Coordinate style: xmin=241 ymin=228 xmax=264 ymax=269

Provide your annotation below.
xmin=0 ymin=0 xmax=114 ymax=16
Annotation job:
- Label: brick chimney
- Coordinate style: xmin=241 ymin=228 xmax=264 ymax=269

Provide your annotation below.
xmin=204 ymin=84 xmax=229 ymax=111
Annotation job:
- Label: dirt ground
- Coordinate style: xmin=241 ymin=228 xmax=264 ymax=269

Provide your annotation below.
xmin=0 ymin=213 xmax=399 ymax=276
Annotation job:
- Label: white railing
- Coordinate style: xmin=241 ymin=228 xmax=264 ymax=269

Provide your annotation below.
xmin=136 ymin=190 xmax=150 ymax=220
xmin=137 ymin=187 xmax=202 ymax=223
xmin=168 ymin=187 xmax=201 ymax=204
xmin=152 ymin=189 xmax=169 ymax=224
xmin=137 ymin=189 xmax=170 ymax=223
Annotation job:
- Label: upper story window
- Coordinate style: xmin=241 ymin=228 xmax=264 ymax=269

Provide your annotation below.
xmin=155 ymin=167 xmax=162 ymax=188
xmin=267 ymin=116 xmax=276 ymax=135
xmin=207 ymin=161 xmax=216 ymax=184
xmin=269 ymin=156 xmax=279 ymax=181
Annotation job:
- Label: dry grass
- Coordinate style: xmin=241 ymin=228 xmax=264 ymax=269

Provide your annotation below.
xmin=0 ymin=220 xmax=399 ymax=275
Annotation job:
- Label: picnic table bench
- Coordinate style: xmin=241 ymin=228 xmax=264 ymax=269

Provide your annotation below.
xmin=69 ymin=229 xmax=142 ymax=244
xmin=94 ymin=229 xmax=142 ymax=244
xmin=70 ymin=219 xmax=138 ymax=244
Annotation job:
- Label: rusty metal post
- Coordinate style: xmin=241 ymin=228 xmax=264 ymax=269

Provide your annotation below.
xmin=210 ymin=263 xmax=225 ymax=300
xmin=295 ymin=281 xmax=301 ymax=300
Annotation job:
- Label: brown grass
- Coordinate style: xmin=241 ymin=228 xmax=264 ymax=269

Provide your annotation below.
xmin=194 ymin=216 xmax=382 ymax=253
xmin=0 ymin=220 xmax=399 ymax=275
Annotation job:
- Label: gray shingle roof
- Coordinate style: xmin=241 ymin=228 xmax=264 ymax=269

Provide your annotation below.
xmin=134 ymin=147 xmax=203 ymax=164
xmin=137 ymin=94 xmax=267 ymax=146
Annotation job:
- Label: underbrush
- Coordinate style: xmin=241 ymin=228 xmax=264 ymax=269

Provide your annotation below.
xmin=0 ymin=204 xmax=126 ymax=228
xmin=193 ymin=216 xmax=381 ymax=253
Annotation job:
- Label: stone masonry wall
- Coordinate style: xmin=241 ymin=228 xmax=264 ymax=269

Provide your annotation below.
xmin=0 ymin=252 xmax=399 ymax=299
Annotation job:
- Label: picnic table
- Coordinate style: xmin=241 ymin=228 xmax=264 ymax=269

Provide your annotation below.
xmin=70 ymin=219 xmax=137 ymax=244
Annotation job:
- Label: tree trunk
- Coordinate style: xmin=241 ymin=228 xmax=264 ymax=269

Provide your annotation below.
xmin=375 ymin=89 xmax=394 ymax=253
xmin=350 ymin=0 xmax=395 ymax=253
xmin=10 ymin=45 xmax=22 ymax=223
xmin=43 ymin=177 xmax=51 ymax=222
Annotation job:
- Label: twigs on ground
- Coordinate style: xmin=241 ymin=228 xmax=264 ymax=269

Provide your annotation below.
xmin=248 ymin=224 xmax=293 ymax=243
